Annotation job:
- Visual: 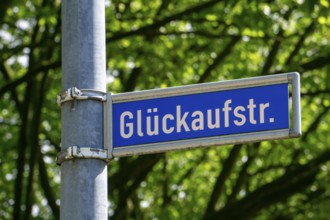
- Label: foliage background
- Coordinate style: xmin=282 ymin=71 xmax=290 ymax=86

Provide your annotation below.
xmin=1 ymin=0 xmax=330 ymax=219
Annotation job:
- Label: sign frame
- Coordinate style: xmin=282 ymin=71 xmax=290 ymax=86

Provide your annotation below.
xmin=104 ymin=72 xmax=301 ymax=158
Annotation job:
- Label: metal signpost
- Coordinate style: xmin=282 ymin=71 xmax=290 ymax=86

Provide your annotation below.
xmin=58 ymin=1 xmax=300 ymax=219
xmin=59 ymin=0 xmax=107 ymax=219
xmin=58 ymin=71 xmax=301 ymax=219
xmin=106 ymin=72 xmax=301 ymax=158
xmin=58 ymin=73 xmax=301 ymax=164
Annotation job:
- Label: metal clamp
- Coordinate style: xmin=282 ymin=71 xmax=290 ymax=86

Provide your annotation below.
xmin=56 ymin=146 xmax=110 ymax=165
xmin=57 ymin=87 xmax=106 ymax=107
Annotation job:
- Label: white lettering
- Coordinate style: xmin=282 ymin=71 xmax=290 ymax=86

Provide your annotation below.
xmin=137 ymin=110 xmax=144 ymax=137
xmin=207 ymin=109 xmax=220 ymax=129
xmin=162 ymin=114 xmax=175 ymax=134
xmin=119 ymin=98 xmax=274 ymax=141
xmin=191 ymin=111 xmax=204 ymax=131
xmin=146 ymin=108 xmax=159 ymax=136
xmin=259 ymin=103 xmax=270 ymax=124
xmin=120 ymin=111 xmax=134 ymax=138
xmin=176 ymin=105 xmax=190 ymax=132
xmin=234 ymin=106 xmax=246 ymax=126
xmin=223 ymin=99 xmax=232 ymax=127
xmin=247 ymin=99 xmax=257 ymax=124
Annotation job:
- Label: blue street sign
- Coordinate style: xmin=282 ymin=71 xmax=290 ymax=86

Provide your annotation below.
xmin=106 ymin=73 xmax=301 ymax=157
xmin=113 ymin=84 xmax=288 ymax=147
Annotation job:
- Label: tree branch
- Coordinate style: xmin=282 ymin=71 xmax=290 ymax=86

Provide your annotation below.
xmin=107 ymin=0 xmax=223 ymax=42
xmin=198 ymin=36 xmax=241 ymax=83
xmin=300 ymin=55 xmax=330 ymax=71
xmin=206 ymin=150 xmax=330 ymax=220
xmin=38 ymin=156 xmax=60 ymax=218
xmin=124 ymin=67 xmax=142 ymax=92
xmin=203 ymin=144 xmax=242 ymax=219
xmin=261 ymin=9 xmax=292 ymax=75
xmin=285 ymin=21 xmax=316 ymax=66
xmin=226 ymin=143 xmax=260 ymax=205
xmin=301 ymin=89 xmax=330 ymax=97
xmin=0 ymin=0 xmax=11 ymax=24
xmin=0 ymin=60 xmax=61 ymax=99
xmin=24 ymin=66 xmax=50 ymax=218
xmin=302 ymin=105 xmax=330 ymax=141
xmin=0 ymin=61 xmax=23 ymax=114
xmin=165 ymin=153 xmax=207 ymax=206
xmin=156 ymin=0 xmax=172 ymax=16
xmin=13 ymin=78 xmax=32 ymax=220
xmin=112 ymin=154 xmax=163 ymax=220
xmin=109 ymin=154 xmax=164 ymax=193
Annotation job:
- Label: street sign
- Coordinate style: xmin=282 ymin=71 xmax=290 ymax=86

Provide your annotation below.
xmin=105 ymin=73 xmax=301 ymax=157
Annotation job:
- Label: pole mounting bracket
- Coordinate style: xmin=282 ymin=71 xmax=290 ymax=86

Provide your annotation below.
xmin=57 ymin=87 xmax=106 ymax=107
xmin=56 ymin=146 xmax=111 ymax=165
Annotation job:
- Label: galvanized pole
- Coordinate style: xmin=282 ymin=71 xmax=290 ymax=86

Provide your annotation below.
xmin=61 ymin=0 xmax=107 ymax=219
